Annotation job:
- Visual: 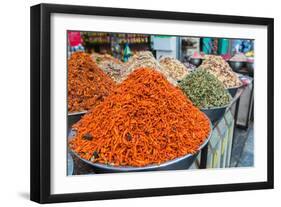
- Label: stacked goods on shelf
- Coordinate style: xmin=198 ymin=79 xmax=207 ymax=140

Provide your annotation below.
xmin=82 ymin=32 xmax=111 ymax=44
xmin=124 ymin=51 xmax=177 ymax=85
xmin=200 ymin=55 xmax=242 ymax=88
xmin=159 ymin=57 xmax=189 ymax=82
xmin=68 ymin=52 xmax=116 ymax=112
xmin=91 ymin=53 xmax=126 ymax=83
xmin=116 ymin=33 xmax=149 ymax=44
xmin=69 ymin=68 xmax=210 ymax=167
xmin=82 ymin=32 xmax=149 ymax=46
xmin=179 ymin=69 xmax=231 ymax=109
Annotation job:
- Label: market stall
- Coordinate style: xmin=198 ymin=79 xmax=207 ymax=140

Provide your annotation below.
xmin=66 ymin=32 xmax=254 ymax=175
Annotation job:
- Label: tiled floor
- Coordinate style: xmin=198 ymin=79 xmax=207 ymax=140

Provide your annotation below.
xmin=230 ymin=122 xmax=254 ymax=167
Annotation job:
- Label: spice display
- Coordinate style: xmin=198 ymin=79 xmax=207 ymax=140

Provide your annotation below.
xmin=159 ymin=57 xmax=189 ymax=81
xmin=68 ymin=52 xmax=116 ymax=112
xmin=229 ymin=53 xmax=247 ymax=62
xmin=91 ymin=53 xmax=125 ymax=83
xmin=124 ymin=51 xmax=177 ymax=85
xmin=179 ymin=69 xmax=231 ymax=108
xmin=69 ymin=68 xmax=210 ymax=167
xmin=200 ymin=55 xmax=242 ymax=88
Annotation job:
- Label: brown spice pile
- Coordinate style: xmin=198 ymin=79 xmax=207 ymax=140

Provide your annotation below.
xmin=124 ymin=51 xmax=177 ymax=85
xmin=200 ymin=55 xmax=242 ymax=88
xmin=91 ymin=53 xmax=126 ymax=83
xmin=159 ymin=56 xmax=189 ymax=81
xmin=69 ymin=68 xmax=210 ymax=167
xmin=68 ymin=52 xmax=116 ymax=113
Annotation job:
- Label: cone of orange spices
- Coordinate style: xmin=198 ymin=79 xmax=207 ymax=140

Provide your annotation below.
xmin=68 ymin=52 xmax=116 ymax=113
xmin=69 ymin=68 xmax=211 ymax=167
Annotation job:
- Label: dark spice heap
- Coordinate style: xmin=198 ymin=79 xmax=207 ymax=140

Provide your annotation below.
xmin=69 ymin=68 xmax=210 ymax=167
xmin=179 ymin=69 xmax=231 ymax=108
xmin=68 ymin=52 xmax=116 ymax=112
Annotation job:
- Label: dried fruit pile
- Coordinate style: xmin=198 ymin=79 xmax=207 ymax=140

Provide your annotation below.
xmin=200 ymin=55 xmax=242 ymax=88
xmin=68 ymin=52 xmax=116 ymax=112
xmin=179 ymin=69 xmax=231 ymax=108
xmin=124 ymin=51 xmax=177 ymax=85
xmin=69 ymin=68 xmax=210 ymax=167
xmin=91 ymin=53 xmax=125 ymax=83
xmin=159 ymin=57 xmax=189 ymax=81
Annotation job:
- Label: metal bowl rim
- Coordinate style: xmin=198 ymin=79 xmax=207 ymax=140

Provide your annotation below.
xmin=226 ymin=83 xmax=243 ymax=90
xmin=226 ymin=82 xmax=243 ymax=90
xmin=228 ymin=60 xmax=246 ymax=62
xmin=200 ymin=104 xmax=229 ymax=111
xmin=68 ymin=111 xmax=87 ymax=116
xmin=68 ymin=115 xmax=212 ymax=172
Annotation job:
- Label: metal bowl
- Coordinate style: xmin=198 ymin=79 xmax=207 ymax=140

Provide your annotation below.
xmin=190 ymin=58 xmax=202 ymax=67
xmin=246 ymin=62 xmax=254 ymax=73
xmin=67 ymin=153 xmax=74 ymax=175
xmin=68 ymin=111 xmax=87 ymax=131
xmin=68 ymin=118 xmax=212 ymax=173
xmin=201 ymin=104 xmax=229 ymax=124
xmin=227 ymin=84 xmax=243 ymax=97
xmin=228 ymin=61 xmax=243 ymax=72
xmin=227 ymin=87 xmax=238 ymax=97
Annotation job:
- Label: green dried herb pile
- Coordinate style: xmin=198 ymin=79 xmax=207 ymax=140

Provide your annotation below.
xmin=179 ymin=69 xmax=231 ymax=108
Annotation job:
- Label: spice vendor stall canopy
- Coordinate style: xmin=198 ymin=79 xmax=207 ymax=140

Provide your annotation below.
xmin=69 ymin=68 xmax=210 ymax=167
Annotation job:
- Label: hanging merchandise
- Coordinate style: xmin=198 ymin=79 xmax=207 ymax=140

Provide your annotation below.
xmin=241 ymin=40 xmax=253 ymax=53
xmin=111 ymin=34 xmax=122 ymax=60
xmin=218 ymin=38 xmax=229 ymax=55
xmin=123 ymin=43 xmax=132 ymax=62
xmin=231 ymin=39 xmax=254 ymax=54
xmin=202 ymin=37 xmax=213 ymax=54
xmin=68 ymin=31 xmax=85 ymax=53
xmin=231 ymin=39 xmax=243 ymax=54
xmin=212 ymin=38 xmax=218 ymax=54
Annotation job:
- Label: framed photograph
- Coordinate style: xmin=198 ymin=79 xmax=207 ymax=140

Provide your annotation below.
xmin=30 ymin=3 xmax=274 ymax=203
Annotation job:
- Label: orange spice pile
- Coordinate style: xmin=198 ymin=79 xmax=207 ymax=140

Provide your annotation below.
xmin=69 ymin=68 xmax=210 ymax=167
xmin=68 ymin=52 xmax=116 ymax=112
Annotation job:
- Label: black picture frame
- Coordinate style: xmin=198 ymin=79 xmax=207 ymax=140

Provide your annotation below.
xmin=30 ymin=3 xmax=274 ymax=204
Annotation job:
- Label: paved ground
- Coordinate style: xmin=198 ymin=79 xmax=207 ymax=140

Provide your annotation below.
xmin=230 ymin=122 xmax=254 ymax=167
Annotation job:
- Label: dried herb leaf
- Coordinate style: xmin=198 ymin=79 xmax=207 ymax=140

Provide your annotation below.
xmin=179 ymin=68 xmax=231 ymax=108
